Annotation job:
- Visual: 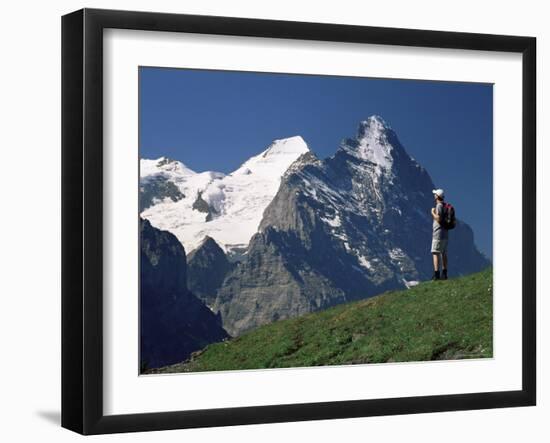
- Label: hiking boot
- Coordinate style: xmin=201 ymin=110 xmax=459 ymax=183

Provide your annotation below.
xmin=431 ymin=270 xmax=440 ymax=281
xmin=442 ymin=269 xmax=448 ymax=280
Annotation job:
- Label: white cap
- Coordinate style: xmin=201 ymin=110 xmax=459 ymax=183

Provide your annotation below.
xmin=432 ymin=188 xmax=445 ymax=199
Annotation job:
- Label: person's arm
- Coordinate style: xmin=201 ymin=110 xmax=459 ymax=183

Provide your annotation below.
xmin=431 ymin=205 xmax=442 ymax=223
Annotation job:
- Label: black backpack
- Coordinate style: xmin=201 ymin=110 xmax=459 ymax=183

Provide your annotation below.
xmin=441 ymin=203 xmax=456 ymax=230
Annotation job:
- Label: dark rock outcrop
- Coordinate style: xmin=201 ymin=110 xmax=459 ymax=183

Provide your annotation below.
xmin=140 ymin=175 xmax=184 ymax=211
xmin=140 ymin=218 xmax=228 ymax=370
xmin=187 ymin=236 xmax=235 ymax=308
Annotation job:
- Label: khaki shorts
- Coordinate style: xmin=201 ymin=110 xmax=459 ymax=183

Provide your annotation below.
xmin=431 ymin=238 xmax=448 ymax=254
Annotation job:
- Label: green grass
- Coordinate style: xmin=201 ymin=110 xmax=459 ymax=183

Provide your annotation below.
xmin=148 ymin=268 xmax=493 ymax=374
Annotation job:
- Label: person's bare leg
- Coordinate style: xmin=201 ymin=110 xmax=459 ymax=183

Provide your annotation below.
xmin=432 ymin=253 xmax=440 ymax=272
xmin=432 ymin=253 xmax=441 ymax=280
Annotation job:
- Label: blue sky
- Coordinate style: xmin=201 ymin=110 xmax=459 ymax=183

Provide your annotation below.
xmin=139 ymin=67 xmax=493 ymax=259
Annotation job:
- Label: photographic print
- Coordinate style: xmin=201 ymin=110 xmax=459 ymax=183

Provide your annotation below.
xmin=138 ymin=67 xmax=493 ymax=375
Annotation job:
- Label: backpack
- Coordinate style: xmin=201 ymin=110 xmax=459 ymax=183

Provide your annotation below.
xmin=441 ymin=203 xmax=456 ymax=230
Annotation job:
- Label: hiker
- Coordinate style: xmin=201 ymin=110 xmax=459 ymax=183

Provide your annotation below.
xmin=431 ymin=188 xmax=451 ymax=280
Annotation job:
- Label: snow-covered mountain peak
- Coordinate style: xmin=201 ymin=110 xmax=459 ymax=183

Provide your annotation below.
xmin=140 ymin=156 xmax=196 ymax=179
xmin=140 ymin=136 xmax=311 ymax=255
xmin=339 ymin=116 xmax=396 ymax=172
xmin=263 ymin=136 xmax=309 ymax=157
xmin=358 ymin=115 xmax=392 ymax=136
xmin=234 ymin=136 xmax=309 ymax=176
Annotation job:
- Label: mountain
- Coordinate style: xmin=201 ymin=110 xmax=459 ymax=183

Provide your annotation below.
xmin=140 ymin=136 xmax=309 ymax=256
xmin=140 ymin=218 xmax=228 ymax=371
xmin=187 ymin=236 xmax=235 ymax=308
xmin=214 ymin=116 xmax=490 ymax=336
xmin=140 ymin=157 xmax=196 ymax=211
xmin=146 ymin=268 xmax=493 ymax=374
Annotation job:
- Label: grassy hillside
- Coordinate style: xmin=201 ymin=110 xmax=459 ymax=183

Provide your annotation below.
xmin=147 ymin=268 xmax=493 ymax=374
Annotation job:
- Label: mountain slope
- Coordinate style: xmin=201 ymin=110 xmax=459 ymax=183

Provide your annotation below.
xmin=147 ymin=267 xmax=493 ymax=373
xmin=140 ymin=218 xmax=228 ymax=371
xmin=140 ymin=136 xmax=309 ymax=255
xmin=215 ymin=116 xmax=490 ymax=336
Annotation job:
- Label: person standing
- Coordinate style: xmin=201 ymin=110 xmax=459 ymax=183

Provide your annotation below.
xmin=431 ymin=188 xmax=449 ymax=280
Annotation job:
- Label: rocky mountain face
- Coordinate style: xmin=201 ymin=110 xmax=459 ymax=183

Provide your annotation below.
xmin=187 ymin=236 xmax=235 ymax=308
xmin=214 ymin=116 xmax=490 ymax=336
xmin=140 ymin=175 xmax=185 ymax=212
xmin=140 ymin=218 xmax=228 ymax=370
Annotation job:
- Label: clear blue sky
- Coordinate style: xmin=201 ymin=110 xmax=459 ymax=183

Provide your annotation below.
xmin=139 ymin=67 xmax=493 ymax=259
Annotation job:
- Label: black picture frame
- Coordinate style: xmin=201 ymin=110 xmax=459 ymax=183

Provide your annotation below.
xmin=61 ymin=8 xmax=536 ymax=435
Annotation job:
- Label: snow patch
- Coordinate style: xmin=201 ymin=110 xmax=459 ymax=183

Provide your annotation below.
xmin=358 ymin=255 xmax=372 ymax=270
xmin=389 ymin=247 xmax=405 ymax=261
xmin=403 ymin=279 xmax=420 ymax=289
xmin=321 ymin=214 xmax=341 ymax=228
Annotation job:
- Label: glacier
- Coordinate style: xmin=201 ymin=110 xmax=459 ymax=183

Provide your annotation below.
xmin=140 ymin=136 xmax=309 ymax=255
